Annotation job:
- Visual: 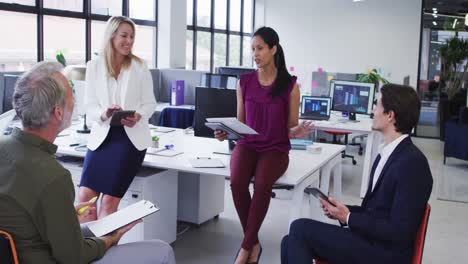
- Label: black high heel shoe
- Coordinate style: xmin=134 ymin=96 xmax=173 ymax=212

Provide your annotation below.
xmin=247 ymin=245 xmax=262 ymax=264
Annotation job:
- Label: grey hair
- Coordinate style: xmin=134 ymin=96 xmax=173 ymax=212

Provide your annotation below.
xmin=13 ymin=61 xmax=68 ymax=129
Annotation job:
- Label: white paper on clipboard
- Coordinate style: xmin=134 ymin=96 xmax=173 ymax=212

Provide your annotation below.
xmin=87 ymin=200 xmax=159 ymax=237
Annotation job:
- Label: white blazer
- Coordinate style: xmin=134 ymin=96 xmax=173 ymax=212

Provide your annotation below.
xmin=84 ymin=57 xmax=157 ymax=151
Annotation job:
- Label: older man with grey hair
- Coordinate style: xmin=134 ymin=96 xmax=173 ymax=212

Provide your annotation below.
xmin=0 ymin=61 xmax=176 ymax=264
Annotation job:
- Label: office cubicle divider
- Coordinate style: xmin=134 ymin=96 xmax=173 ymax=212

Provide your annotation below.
xmin=0 ymin=72 xmax=22 ymax=115
xmin=158 ymin=69 xmax=208 ymax=105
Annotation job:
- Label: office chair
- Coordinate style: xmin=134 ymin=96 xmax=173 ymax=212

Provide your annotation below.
xmin=0 ymin=230 xmax=19 ymax=264
xmin=323 ymin=130 xmax=362 ymax=165
xmin=315 ymin=203 xmax=431 ymax=264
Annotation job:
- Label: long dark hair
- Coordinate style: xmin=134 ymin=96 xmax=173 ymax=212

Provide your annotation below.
xmin=253 ymin=27 xmax=292 ymax=98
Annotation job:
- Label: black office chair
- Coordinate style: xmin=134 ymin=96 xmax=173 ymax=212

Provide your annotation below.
xmin=324 ymin=130 xmax=362 ymax=165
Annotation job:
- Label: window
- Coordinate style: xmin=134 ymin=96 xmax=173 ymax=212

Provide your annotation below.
xmin=44 ymin=16 xmax=86 ymax=65
xmin=43 ymin=0 xmax=82 ymax=12
xmin=0 ymin=0 xmax=158 ymax=70
xmin=91 ymin=20 xmax=107 ymax=59
xmin=186 ymin=30 xmax=194 ymax=69
xmin=229 ymin=35 xmax=241 ymax=67
xmin=130 ymin=0 xmax=156 ymax=21
xmin=196 ymin=0 xmax=210 ymax=28
xmin=91 ymin=0 xmax=122 ymax=16
xmin=187 ymin=0 xmax=255 ymax=72
xmin=196 ymin=31 xmax=211 ymax=71
xmin=0 ymin=11 xmax=36 ymax=71
xmin=0 ymin=0 xmax=34 ymax=5
xmin=214 ymin=33 xmax=227 ymax=70
xmin=133 ymin=25 xmax=156 ymax=68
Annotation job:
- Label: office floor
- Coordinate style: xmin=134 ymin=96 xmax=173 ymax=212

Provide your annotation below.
xmin=172 ymin=137 xmax=468 ymax=264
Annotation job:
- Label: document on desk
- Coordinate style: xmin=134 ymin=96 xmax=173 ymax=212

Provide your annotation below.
xmin=206 ymin=117 xmax=258 ymax=135
xmin=149 ymin=125 xmax=176 ymax=133
xmin=87 ymin=200 xmax=159 ymax=237
xmin=147 ymin=147 xmax=183 ymax=157
xmin=189 ymin=158 xmax=225 ymax=168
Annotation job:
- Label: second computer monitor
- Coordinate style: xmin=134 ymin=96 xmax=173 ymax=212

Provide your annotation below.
xmin=193 ymin=86 xmax=237 ymax=138
xmin=330 ymin=80 xmax=375 ymax=120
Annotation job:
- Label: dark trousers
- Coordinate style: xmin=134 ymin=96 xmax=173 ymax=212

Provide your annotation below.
xmin=230 ymin=144 xmax=289 ymax=250
xmin=281 ymin=219 xmax=396 ymax=264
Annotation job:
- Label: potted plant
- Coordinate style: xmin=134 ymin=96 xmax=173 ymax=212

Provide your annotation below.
xmin=356 ymin=68 xmax=390 ymax=87
xmin=356 ymin=68 xmax=389 ymax=101
xmin=438 ymin=36 xmax=468 ymax=100
xmin=151 ymin=135 xmax=159 ymax=148
xmin=437 ymin=35 xmax=468 ymax=140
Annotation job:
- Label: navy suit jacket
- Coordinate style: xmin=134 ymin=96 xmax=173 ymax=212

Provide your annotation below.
xmin=347 ymin=137 xmax=433 ymax=261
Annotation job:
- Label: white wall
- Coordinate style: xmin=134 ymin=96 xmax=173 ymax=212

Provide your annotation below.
xmin=259 ymin=0 xmax=423 ymax=91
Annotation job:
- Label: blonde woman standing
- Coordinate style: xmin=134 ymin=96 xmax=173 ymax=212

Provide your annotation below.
xmin=78 ymin=16 xmax=156 ymax=219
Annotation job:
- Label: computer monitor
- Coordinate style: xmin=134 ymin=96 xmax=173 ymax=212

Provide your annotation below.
xmin=2 ymin=74 xmax=19 ymax=114
xmin=194 ymin=86 xmax=237 ymax=138
xmin=200 ymin=73 xmax=238 ymax=89
xmin=216 ymin=66 xmax=255 ymax=78
xmin=300 ymin=96 xmax=331 ymax=120
xmin=330 ymin=80 xmax=375 ymax=121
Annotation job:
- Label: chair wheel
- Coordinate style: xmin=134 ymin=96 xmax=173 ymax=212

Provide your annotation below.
xmin=271 ymin=192 xmax=276 ymax=198
xmin=359 ymin=150 xmax=363 ymax=155
xmin=352 ymin=160 xmax=357 ymax=165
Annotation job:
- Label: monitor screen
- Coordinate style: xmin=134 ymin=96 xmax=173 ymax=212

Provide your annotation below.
xmin=200 ymin=73 xmax=238 ymax=89
xmin=3 ymin=75 xmax=19 ymax=114
xmin=217 ymin=66 xmax=255 ymax=77
xmin=194 ymin=87 xmax=237 ymax=138
xmin=330 ymin=80 xmax=375 ymax=115
xmin=301 ymin=96 xmax=331 ymax=118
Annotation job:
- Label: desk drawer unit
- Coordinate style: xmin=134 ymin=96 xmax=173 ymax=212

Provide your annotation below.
xmin=58 ymin=158 xmax=178 ymax=244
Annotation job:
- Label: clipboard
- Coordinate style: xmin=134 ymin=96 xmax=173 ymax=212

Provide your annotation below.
xmin=205 ymin=122 xmax=243 ymax=140
xmin=86 ymin=200 xmax=159 ymax=237
xmin=147 ymin=147 xmax=183 ymax=157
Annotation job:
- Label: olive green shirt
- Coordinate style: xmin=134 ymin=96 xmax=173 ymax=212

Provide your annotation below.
xmin=0 ymin=128 xmax=106 ymax=263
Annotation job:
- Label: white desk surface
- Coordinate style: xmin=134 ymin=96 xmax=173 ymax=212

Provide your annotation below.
xmin=55 ymin=126 xmax=345 ymax=187
xmin=310 ymin=112 xmax=373 ymax=134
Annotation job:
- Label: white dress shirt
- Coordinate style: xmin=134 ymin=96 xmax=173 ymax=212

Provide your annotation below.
xmin=371 ymin=134 xmax=409 ymax=191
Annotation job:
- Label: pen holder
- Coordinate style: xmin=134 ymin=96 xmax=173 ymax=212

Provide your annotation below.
xmin=151 ymin=140 xmax=159 ymax=148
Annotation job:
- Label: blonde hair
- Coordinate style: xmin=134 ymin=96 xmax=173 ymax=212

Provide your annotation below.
xmin=101 ymin=16 xmax=142 ymax=77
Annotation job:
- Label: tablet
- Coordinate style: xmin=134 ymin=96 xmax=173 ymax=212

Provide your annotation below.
xmin=308 ymin=187 xmax=336 ymax=206
xmin=110 ymin=110 xmax=135 ymax=126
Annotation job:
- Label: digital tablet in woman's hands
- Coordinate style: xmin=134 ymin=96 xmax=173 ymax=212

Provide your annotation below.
xmin=110 ymin=110 xmax=136 ymax=126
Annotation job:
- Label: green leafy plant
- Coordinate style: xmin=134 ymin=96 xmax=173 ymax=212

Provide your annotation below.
xmin=56 ymin=51 xmax=67 ymax=67
xmin=356 ymin=68 xmax=389 ymax=85
xmin=439 ymin=36 xmax=468 ymax=99
xmin=152 ymin=135 xmax=159 ymax=142
xmin=56 ymin=51 xmax=74 ymax=88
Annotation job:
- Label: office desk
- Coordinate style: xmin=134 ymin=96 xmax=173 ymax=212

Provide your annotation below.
xmin=312 ymin=114 xmax=383 ymax=197
xmin=54 ymin=126 xmax=344 ymax=240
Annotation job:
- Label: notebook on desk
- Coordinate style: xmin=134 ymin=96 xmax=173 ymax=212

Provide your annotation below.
xmin=300 ymin=96 xmax=331 ymax=121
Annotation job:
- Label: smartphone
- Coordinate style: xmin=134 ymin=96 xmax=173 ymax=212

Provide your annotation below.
xmin=308 ymin=187 xmax=336 ymax=206
xmin=110 ymin=110 xmax=136 ymax=126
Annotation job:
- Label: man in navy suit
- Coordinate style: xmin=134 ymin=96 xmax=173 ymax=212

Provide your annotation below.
xmin=281 ymin=84 xmax=433 ymax=264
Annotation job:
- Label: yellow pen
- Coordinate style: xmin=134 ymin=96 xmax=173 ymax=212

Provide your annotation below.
xmin=77 ymin=196 xmax=98 ymax=215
